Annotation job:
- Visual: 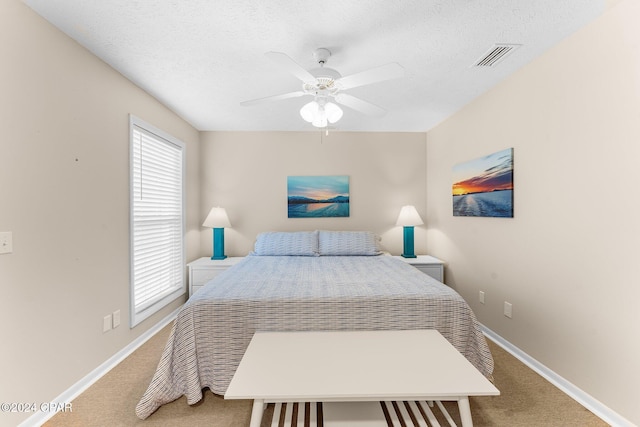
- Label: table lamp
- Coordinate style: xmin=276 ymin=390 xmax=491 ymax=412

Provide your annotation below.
xmin=203 ymin=207 xmax=231 ymax=260
xmin=396 ymin=205 xmax=423 ymax=258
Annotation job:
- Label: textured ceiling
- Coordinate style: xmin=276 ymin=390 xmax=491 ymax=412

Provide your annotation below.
xmin=24 ymin=0 xmax=604 ymax=132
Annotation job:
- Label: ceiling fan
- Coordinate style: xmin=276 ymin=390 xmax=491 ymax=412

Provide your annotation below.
xmin=241 ymin=48 xmax=404 ymax=128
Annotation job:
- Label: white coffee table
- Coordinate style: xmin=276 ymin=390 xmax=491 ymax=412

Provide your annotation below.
xmin=224 ymin=330 xmax=498 ymax=427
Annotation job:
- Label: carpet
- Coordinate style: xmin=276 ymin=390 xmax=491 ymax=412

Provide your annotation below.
xmin=44 ymin=324 xmax=608 ymax=427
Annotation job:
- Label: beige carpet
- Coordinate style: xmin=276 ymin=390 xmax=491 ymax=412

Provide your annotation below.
xmin=44 ymin=324 xmax=608 ymax=426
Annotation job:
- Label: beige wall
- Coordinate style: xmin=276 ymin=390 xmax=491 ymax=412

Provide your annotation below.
xmin=0 ymin=3 xmax=200 ymax=425
xmin=199 ymin=131 xmax=427 ymax=257
xmin=425 ymin=1 xmax=640 ymax=424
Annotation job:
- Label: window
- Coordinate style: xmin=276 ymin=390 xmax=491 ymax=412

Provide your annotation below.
xmin=129 ymin=115 xmax=185 ymax=327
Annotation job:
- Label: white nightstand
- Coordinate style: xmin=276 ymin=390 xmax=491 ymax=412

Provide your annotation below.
xmin=393 ymin=255 xmax=445 ymax=282
xmin=187 ymin=257 xmax=244 ymax=296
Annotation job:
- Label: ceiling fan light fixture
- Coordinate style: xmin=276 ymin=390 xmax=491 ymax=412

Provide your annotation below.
xmin=300 ymin=100 xmax=343 ymax=128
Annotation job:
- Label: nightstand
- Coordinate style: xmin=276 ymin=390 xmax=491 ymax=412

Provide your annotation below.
xmin=187 ymin=257 xmax=244 ymax=296
xmin=393 ymin=255 xmax=445 ymax=282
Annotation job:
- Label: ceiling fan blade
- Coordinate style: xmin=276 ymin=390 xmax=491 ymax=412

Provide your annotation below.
xmin=241 ymin=91 xmax=307 ymax=106
xmin=337 ymin=63 xmax=404 ymax=90
xmin=334 ymin=93 xmax=387 ymax=117
xmin=265 ymin=51 xmax=316 ymax=83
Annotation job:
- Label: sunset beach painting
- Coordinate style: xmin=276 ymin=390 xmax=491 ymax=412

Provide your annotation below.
xmin=452 ymin=148 xmax=513 ymax=217
xmin=287 ymin=175 xmax=350 ymax=218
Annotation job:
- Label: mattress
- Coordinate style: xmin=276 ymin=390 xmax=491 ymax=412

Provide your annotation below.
xmin=135 ymin=255 xmax=493 ymax=419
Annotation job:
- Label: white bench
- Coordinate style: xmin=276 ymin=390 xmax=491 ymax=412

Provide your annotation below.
xmin=225 ymin=330 xmax=499 ymax=426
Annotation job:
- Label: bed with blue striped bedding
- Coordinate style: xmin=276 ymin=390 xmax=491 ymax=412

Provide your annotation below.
xmin=136 ymin=255 xmax=494 ymax=419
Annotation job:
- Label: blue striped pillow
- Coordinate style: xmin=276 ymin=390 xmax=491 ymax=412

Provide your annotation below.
xmin=318 ymin=231 xmax=382 ymax=256
xmin=252 ymin=231 xmax=319 ymax=256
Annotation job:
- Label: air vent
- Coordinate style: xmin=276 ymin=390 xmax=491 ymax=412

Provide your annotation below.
xmin=474 ymin=44 xmax=521 ymax=67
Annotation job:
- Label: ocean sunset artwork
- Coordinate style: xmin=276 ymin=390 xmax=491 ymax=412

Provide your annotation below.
xmin=452 ymin=148 xmax=514 ymax=217
xmin=287 ymin=175 xmax=350 ymax=218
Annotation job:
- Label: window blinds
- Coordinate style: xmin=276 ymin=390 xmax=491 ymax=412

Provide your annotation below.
xmin=130 ymin=121 xmax=184 ymax=325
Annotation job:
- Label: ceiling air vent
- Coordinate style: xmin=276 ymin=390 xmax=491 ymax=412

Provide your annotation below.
xmin=473 ymin=44 xmax=521 ymax=67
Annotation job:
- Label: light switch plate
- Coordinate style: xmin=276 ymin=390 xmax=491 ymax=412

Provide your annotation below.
xmin=112 ymin=310 xmax=121 ymax=328
xmin=103 ymin=315 xmax=112 ymax=333
xmin=0 ymin=232 xmax=12 ymax=254
xmin=504 ymin=301 xmax=513 ymax=318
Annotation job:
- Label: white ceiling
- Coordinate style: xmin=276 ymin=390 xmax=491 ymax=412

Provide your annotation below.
xmin=24 ymin=0 xmax=604 ymax=132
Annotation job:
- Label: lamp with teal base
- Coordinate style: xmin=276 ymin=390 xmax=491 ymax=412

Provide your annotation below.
xmin=396 ymin=205 xmax=424 ymax=258
xmin=202 ymin=207 xmax=231 ymax=260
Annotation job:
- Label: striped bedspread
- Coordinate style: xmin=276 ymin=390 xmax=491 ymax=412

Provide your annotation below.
xmin=135 ymin=255 xmax=494 ymax=419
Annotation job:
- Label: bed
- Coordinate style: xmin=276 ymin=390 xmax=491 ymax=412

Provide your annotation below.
xmin=135 ymin=230 xmax=494 ymax=419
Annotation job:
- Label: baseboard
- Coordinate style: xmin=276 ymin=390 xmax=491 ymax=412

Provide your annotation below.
xmin=481 ymin=324 xmax=636 ymax=427
xmin=18 ymin=307 xmax=180 ymax=427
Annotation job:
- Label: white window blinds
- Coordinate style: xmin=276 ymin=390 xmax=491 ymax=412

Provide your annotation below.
xmin=130 ymin=116 xmax=185 ymax=327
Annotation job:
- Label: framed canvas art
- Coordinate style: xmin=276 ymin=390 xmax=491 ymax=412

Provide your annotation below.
xmin=452 ymin=148 xmax=513 ymax=217
xmin=287 ymin=175 xmax=350 ymax=218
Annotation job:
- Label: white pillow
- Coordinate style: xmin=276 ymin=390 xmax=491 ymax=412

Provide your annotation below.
xmin=318 ymin=230 xmax=381 ymax=256
xmin=252 ymin=231 xmax=319 ymax=256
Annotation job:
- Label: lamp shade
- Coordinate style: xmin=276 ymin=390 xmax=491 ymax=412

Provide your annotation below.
xmin=396 ymin=205 xmax=424 ymax=227
xmin=300 ymin=101 xmax=320 ymax=123
xmin=202 ymin=207 xmax=231 ymax=228
xmin=324 ymin=102 xmax=343 ymax=123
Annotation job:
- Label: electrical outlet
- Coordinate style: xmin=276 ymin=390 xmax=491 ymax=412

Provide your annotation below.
xmin=479 ymin=291 xmax=485 ymax=304
xmin=103 ymin=314 xmax=112 ymax=332
xmin=504 ymin=301 xmax=513 ymax=318
xmin=0 ymin=232 xmax=13 ymax=254
xmin=112 ymin=310 xmax=121 ymax=328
